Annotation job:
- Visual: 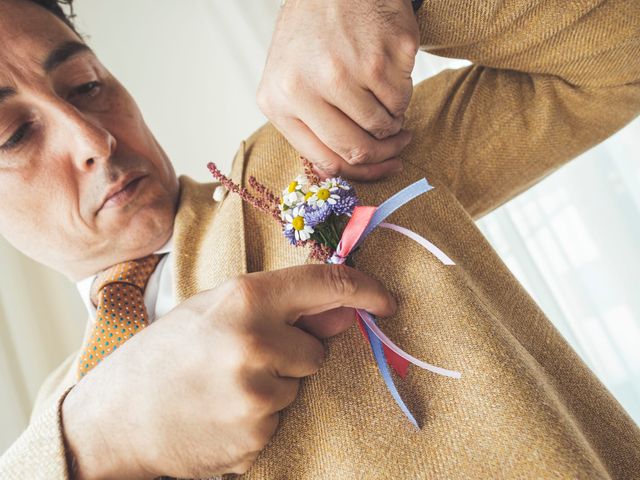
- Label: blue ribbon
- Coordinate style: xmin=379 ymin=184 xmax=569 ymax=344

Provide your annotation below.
xmin=362 ymin=319 xmax=420 ymax=429
xmin=353 ymin=178 xmax=433 ymax=428
xmin=354 ymin=178 xmax=432 ymax=250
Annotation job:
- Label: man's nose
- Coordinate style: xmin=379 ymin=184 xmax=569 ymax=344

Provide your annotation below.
xmin=54 ymin=102 xmax=117 ymax=171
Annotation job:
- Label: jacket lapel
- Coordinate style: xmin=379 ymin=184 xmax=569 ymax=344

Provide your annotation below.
xmin=173 ymin=142 xmax=248 ymax=302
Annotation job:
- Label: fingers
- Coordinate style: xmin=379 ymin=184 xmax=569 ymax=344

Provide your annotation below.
xmin=242 ymin=371 xmax=300 ymax=413
xmin=368 ymin=36 xmax=418 ymax=118
xmin=252 ymin=264 xmax=396 ymax=323
xmin=273 ymin=116 xmax=346 ymax=176
xmin=274 ymin=117 xmax=405 ymax=181
xmin=296 ymin=97 xmax=413 ymax=166
xmin=325 ymin=85 xmax=404 ymax=140
xmin=295 ymin=306 xmax=356 ymax=339
xmin=315 ymin=156 xmax=404 ymax=182
xmin=256 ymin=0 xmax=420 ymax=184
xmin=267 ymin=326 xmax=327 ymax=378
xmin=370 ymin=74 xmax=414 ymax=120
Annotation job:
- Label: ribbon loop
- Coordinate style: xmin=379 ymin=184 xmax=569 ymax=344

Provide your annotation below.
xmin=329 ymin=178 xmax=461 ymax=427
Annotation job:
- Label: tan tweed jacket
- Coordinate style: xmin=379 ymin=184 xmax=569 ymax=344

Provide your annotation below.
xmin=1 ymin=0 xmax=639 ymax=478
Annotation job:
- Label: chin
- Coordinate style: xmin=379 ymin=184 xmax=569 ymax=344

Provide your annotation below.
xmin=102 ymin=190 xmax=177 ymax=261
xmin=122 ymin=206 xmax=175 ymax=255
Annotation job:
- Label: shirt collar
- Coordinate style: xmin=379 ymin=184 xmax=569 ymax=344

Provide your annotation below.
xmin=76 ymin=236 xmax=173 ymax=316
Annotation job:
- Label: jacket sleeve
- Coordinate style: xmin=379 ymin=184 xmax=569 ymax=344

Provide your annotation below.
xmin=405 ymin=0 xmax=640 ymax=219
xmin=0 ymin=387 xmax=73 ymax=479
xmin=0 ymin=351 xmax=79 ymax=479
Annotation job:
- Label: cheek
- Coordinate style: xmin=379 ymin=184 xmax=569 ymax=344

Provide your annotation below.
xmin=0 ymin=183 xmax=48 ymax=257
xmin=0 ymin=172 xmax=81 ymax=255
xmin=114 ymin=117 xmax=176 ymax=189
xmin=102 ymin=92 xmax=175 ymax=179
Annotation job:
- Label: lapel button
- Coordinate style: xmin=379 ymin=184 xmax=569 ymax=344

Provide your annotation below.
xmin=213 ymin=185 xmax=228 ymax=202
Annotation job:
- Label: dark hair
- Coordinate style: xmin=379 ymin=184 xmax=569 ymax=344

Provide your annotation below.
xmin=26 ymin=0 xmax=77 ymax=34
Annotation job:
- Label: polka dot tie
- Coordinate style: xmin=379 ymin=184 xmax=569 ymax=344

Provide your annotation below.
xmin=78 ymin=254 xmax=161 ymax=378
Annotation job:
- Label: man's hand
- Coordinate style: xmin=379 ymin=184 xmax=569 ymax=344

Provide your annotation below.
xmin=61 ymin=264 xmax=396 ymax=479
xmin=257 ymin=0 xmax=419 ymax=181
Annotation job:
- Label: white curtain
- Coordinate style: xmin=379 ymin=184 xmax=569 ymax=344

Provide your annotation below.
xmin=476 ymin=120 xmax=640 ymax=422
xmin=412 ymin=54 xmax=640 ymax=423
xmin=1 ymin=0 xmax=638 ymax=453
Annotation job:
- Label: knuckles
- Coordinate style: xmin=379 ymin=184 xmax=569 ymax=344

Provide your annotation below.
xmin=256 ymin=82 xmax=274 ymax=116
xmin=321 ymin=56 xmax=349 ymax=93
xmin=239 ymin=329 xmax=275 ymax=370
xmin=237 ymin=381 xmax=275 ymax=419
xmin=346 ymin=145 xmax=373 ymax=165
xmin=365 ymin=54 xmax=388 ymax=84
xmin=387 ymin=89 xmax=413 ymax=119
xmin=279 ymin=71 xmax=305 ymax=101
xmin=314 ymin=158 xmax=342 ymax=177
xmin=395 ymin=31 xmax=420 ymax=63
xmin=256 ymin=70 xmax=304 ymax=116
xmin=231 ymin=413 xmax=276 ymax=474
xmin=370 ymin=118 xmax=403 ymax=140
xmin=224 ymin=277 xmax=259 ymax=316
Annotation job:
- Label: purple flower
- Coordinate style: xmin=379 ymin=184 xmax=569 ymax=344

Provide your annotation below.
xmin=283 ymin=225 xmax=297 ymax=245
xmin=332 ymin=189 xmax=358 ymax=216
xmin=304 ymin=203 xmax=332 ymax=227
xmin=334 ymin=177 xmax=353 ymax=190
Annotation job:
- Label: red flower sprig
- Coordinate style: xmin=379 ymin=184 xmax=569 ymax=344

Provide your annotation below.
xmin=301 ymin=156 xmax=320 ymax=185
xmin=248 ymin=176 xmax=280 ymax=211
xmin=309 ymin=241 xmax=333 ymax=262
xmin=207 ymin=162 xmax=283 ymax=224
xmin=207 ymin=159 xmax=339 ymax=264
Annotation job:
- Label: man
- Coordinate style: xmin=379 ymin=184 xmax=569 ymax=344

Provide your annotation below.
xmin=1 ymin=1 xmax=639 ymax=479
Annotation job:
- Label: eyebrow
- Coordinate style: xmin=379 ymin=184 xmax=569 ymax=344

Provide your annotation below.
xmin=0 ymin=87 xmax=16 ymax=105
xmin=42 ymin=40 xmax=92 ymax=73
xmin=0 ymin=41 xmax=92 ymax=106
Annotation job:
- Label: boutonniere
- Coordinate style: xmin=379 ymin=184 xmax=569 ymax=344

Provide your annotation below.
xmin=207 ymin=158 xmax=461 ymax=428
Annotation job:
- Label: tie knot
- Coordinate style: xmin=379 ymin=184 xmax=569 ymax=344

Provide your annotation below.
xmin=90 ymin=254 xmax=161 ymax=306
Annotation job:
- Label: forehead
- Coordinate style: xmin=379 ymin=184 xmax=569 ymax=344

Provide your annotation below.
xmin=0 ymin=0 xmax=80 ymax=80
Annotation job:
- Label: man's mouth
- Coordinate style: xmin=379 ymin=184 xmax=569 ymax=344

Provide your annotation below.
xmin=99 ymin=173 xmax=147 ymax=212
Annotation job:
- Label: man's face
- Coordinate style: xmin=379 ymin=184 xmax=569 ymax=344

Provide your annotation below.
xmin=0 ymin=0 xmax=179 ymax=280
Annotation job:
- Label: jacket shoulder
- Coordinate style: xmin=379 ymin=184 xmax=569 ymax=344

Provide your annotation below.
xmin=243 ymin=123 xmax=303 ymax=187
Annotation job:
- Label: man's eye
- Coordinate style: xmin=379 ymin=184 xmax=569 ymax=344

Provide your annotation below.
xmin=70 ymin=81 xmax=102 ymax=98
xmin=0 ymin=122 xmax=32 ymax=151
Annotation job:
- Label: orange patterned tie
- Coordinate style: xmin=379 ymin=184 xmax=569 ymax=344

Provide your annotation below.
xmin=78 ymin=254 xmax=161 ymax=378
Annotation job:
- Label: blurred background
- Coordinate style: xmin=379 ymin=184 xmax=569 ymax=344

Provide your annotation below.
xmin=1 ymin=0 xmax=639 ymax=452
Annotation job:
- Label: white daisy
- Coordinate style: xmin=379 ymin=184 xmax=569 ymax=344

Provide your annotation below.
xmin=307 ymin=180 xmax=341 ymax=207
xmin=284 ymin=205 xmax=314 ymax=242
xmin=325 ymin=178 xmax=352 ymax=191
xmin=281 ymin=175 xmax=310 ymax=208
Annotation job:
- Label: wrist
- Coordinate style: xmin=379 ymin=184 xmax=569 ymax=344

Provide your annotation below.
xmin=61 ymin=376 xmax=150 ymax=479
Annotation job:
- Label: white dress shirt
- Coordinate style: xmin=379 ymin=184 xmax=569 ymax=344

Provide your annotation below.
xmin=76 ymin=237 xmax=177 ymax=324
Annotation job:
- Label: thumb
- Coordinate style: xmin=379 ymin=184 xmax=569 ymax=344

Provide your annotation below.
xmin=263 ymin=264 xmax=397 ymax=322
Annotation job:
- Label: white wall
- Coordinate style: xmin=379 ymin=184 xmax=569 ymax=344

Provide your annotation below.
xmin=73 ymin=0 xmax=281 ymax=182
